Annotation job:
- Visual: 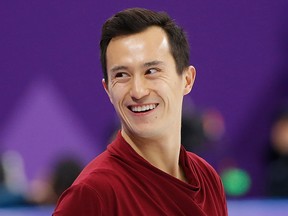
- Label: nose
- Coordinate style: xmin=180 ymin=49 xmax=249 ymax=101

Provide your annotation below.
xmin=130 ymin=76 xmax=149 ymax=100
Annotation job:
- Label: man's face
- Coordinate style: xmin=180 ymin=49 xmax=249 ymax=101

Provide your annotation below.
xmin=103 ymin=26 xmax=195 ymax=139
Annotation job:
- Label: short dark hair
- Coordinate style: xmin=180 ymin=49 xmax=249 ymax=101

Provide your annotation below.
xmin=100 ymin=8 xmax=190 ymax=83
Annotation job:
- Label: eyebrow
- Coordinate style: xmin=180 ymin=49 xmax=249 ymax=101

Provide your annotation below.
xmin=110 ymin=60 xmax=165 ymax=73
xmin=143 ymin=60 xmax=165 ymax=68
xmin=110 ymin=65 xmax=129 ymax=73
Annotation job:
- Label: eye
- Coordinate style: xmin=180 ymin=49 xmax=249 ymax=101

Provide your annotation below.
xmin=145 ymin=68 xmax=159 ymax=75
xmin=115 ymin=72 xmax=129 ymax=78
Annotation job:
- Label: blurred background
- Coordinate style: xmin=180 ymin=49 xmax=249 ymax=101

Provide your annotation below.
xmin=1 ymin=0 xmax=288 ymax=215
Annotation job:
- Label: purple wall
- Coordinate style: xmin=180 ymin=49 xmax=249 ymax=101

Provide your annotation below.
xmin=1 ymin=0 xmax=288 ymax=197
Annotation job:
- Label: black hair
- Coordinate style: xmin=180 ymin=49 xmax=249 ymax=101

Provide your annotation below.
xmin=100 ymin=8 xmax=190 ymax=83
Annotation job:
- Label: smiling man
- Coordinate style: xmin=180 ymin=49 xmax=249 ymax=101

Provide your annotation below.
xmin=53 ymin=8 xmax=227 ymax=216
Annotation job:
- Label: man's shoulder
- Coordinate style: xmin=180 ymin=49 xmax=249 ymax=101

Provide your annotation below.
xmin=83 ymin=150 xmax=117 ymax=170
xmin=53 ymin=153 xmax=119 ymax=216
xmin=186 ymin=151 xmax=220 ymax=180
xmin=68 ymin=169 xmax=118 ymax=199
xmin=186 ymin=151 xmax=210 ymax=166
xmin=73 ymin=150 xmax=121 ymax=185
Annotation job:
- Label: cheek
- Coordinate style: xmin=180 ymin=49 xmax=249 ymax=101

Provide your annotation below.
xmin=109 ymin=92 xmax=119 ymax=106
xmin=158 ymin=80 xmax=183 ymax=98
xmin=109 ymin=85 xmax=127 ymax=105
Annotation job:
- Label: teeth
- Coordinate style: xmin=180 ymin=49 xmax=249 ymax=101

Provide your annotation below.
xmin=131 ymin=104 xmax=157 ymax=112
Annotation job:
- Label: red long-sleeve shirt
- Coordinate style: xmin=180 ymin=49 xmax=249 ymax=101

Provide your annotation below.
xmin=53 ymin=132 xmax=227 ymax=215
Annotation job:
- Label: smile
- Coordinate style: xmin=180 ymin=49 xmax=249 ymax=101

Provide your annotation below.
xmin=128 ymin=104 xmax=158 ymax=113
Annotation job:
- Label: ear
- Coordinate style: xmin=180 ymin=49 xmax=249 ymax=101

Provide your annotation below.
xmin=102 ymin=78 xmax=113 ymax=103
xmin=183 ymin=65 xmax=196 ymax=95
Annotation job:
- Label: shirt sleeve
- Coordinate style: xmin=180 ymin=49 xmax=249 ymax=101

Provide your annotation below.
xmin=52 ymin=183 xmax=102 ymax=216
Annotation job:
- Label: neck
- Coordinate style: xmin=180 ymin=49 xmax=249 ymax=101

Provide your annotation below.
xmin=121 ymin=130 xmax=186 ymax=182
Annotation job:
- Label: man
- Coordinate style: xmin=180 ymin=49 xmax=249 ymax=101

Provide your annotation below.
xmin=53 ymin=8 xmax=227 ymax=215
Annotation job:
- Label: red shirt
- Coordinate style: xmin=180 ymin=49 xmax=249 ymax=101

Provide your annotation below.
xmin=53 ymin=132 xmax=227 ymax=216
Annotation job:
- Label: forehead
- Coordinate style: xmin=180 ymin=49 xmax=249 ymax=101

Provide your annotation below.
xmin=106 ymin=26 xmax=173 ymax=68
xmin=110 ymin=26 xmax=168 ymax=44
